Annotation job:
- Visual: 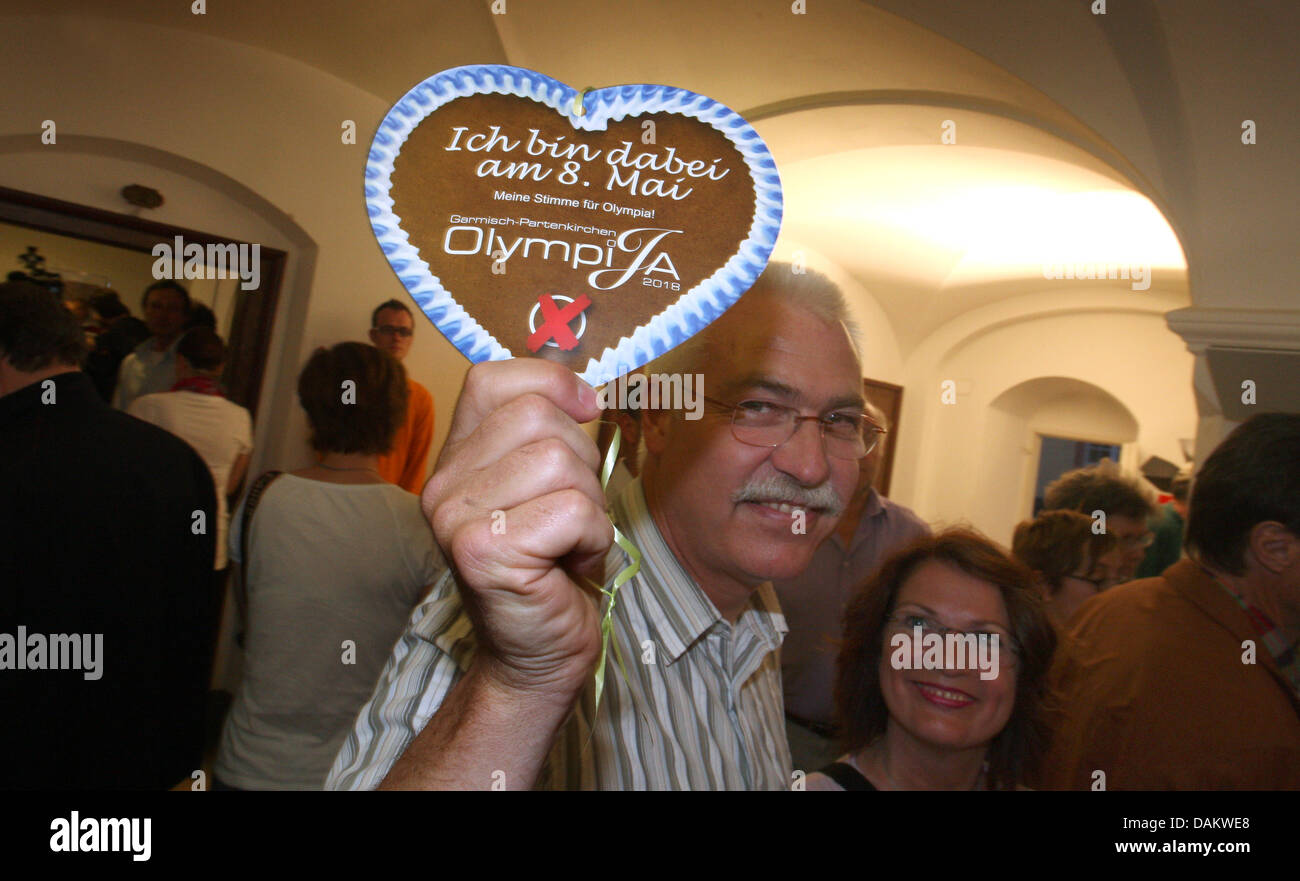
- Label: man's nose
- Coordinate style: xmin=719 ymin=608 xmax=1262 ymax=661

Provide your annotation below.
xmin=770 ymin=418 xmax=831 ymax=487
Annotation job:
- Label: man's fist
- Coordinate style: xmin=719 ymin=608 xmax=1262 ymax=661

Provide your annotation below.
xmin=422 ymin=359 xmax=612 ymax=699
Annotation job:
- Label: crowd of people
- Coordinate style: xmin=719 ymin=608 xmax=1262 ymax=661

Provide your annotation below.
xmin=2 ymin=263 xmax=1296 ymax=790
xmin=0 ymin=280 xmax=439 ymax=789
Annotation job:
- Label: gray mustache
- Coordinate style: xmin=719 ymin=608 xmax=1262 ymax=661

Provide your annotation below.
xmin=732 ymin=475 xmax=844 ymax=516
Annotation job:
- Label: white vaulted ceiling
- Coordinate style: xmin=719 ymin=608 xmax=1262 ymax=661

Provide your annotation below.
xmin=10 ymin=0 xmax=1215 ymax=358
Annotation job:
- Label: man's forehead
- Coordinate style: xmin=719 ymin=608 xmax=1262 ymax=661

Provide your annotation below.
xmin=720 ymin=369 xmax=864 ymax=406
xmin=714 ymin=339 xmax=863 ymax=408
xmin=377 ymin=307 xmax=413 ymax=326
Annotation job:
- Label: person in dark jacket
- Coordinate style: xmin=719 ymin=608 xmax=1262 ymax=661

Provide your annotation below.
xmin=0 ymin=281 xmax=217 ymax=789
xmin=84 ymin=289 xmax=149 ymax=403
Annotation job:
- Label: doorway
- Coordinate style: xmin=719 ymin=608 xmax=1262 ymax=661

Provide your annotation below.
xmin=0 ymin=185 xmax=284 ymax=417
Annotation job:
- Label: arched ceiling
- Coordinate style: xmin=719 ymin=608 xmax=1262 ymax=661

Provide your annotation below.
xmin=758 ymin=103 xmax=1185 ymax=354
xmin=2 ymin=0 xmax=510 ymax=101
xmin=13 ymin=0 xmax=1200 ymax=359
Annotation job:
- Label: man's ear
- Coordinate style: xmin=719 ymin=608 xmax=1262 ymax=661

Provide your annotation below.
xmin=1249 ymin=521 xmax=1300 ymax=575
xmin=640 ymin=406 xmax=673 ymax=455
xmin=367 ymin=328 xmax=381 ymax=346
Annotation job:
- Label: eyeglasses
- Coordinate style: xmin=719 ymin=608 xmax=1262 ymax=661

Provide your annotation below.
xmin=703 ymin=396 xmax=885 ymax=460
xmin=885 ymin=612 xmax=1021 ymax=669
xmin=374 ymin=325 xmax=413 ymax=338
xmin=1116 ymin=532 xmax=1155 ymax=550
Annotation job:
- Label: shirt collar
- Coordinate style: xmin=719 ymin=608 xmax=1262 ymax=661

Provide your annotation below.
xmin=611 ymin=477 xmax=787 ymax=665
xmin=859 ymin=486 xmax=884 ymax=520
xmin=1200 ymin=564 xmax=1300 ymax=670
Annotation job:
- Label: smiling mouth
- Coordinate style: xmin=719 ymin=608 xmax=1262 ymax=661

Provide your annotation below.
xmin=746 ymin=500 xmax=820 ymax=519
xmin=756 ymin=500 xmax=803 ymax=513
xmin=912 ymin=681 xmax=975 ymax=708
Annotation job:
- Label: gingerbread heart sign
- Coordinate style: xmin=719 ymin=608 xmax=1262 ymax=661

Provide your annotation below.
xmin=366 ymin=65 xmax=782 ymax=386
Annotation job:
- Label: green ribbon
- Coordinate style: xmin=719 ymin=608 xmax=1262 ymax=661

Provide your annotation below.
xmin=588 ymin=422 xmax=642 ymax=711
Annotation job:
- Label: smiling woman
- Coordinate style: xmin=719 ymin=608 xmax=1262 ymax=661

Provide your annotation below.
xmin=807 ymin=528 xmax=1057 ymax=791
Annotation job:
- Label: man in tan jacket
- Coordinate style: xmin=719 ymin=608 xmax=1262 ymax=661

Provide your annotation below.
xmin=1040 ymin=413 xmax=1300 ymax=789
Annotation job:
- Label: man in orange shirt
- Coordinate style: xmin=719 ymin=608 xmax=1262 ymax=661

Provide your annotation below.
xmin=369 ymin=299 xmax=434 ymax=494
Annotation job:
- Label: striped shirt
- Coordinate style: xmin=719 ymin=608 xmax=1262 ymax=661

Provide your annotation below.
xmin=326 ymin=478 xmax=793 ymax=790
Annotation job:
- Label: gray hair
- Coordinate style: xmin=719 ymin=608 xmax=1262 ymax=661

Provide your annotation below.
xmin=653 ymin=262 xmax=862 ymax=377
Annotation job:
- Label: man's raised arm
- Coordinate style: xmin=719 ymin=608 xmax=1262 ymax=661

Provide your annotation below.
xmin=378 ymin=360 xmax=610 ymax=790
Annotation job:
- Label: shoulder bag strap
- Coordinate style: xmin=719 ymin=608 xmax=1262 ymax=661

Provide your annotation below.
xmin=235 ymin=470 xmax=282 ymax=641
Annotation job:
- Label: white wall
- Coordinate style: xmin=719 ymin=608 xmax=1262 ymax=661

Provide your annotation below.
xmin=893 ymin=299 xmax=1196 ymax=544
xmin=963 ymin=380 xmax=1142 ymax=545
xmin=1029 ymin=391 xmax=1140 ymax=447
xmin=863 ymin=0 xmax=1300 ymax=465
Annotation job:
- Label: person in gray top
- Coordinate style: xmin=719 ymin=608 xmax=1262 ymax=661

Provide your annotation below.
xmin=214 ymin=343 xmax=444 ymax=790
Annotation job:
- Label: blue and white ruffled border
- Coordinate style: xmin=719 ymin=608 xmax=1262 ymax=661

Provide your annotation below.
xmin=365 ymin=64 xmax=783 ymax=387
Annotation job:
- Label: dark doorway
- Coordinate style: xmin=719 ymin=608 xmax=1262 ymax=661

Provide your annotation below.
xmin=0 ymin=185 xmax=283 ymax=418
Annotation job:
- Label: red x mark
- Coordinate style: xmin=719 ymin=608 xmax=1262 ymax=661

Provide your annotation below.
xmin=526 ymin=293 xmax=592 ymax=352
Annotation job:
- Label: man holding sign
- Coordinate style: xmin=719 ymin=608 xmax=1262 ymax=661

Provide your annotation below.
xmin=331 ymin=64 xmax=821 ymax=788
xmin=327 ymin=265 xmax=867 ymax=790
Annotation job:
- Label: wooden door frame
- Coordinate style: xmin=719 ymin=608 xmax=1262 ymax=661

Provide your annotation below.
xmin=0 ymin=185 xmax=284 ymax=418
xmin=862 ymin=377 xmax=904 ymax=497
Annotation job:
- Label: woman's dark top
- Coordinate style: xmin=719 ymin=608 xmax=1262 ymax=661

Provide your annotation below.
xmin=85 ymin=314 xmax=149 ymax=402
xmin=819 ymin=761 xmax=878 ymax=791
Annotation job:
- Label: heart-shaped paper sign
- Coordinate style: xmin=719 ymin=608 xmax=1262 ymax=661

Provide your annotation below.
xmin=366 ymin=65 xmax=782 ymax=386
